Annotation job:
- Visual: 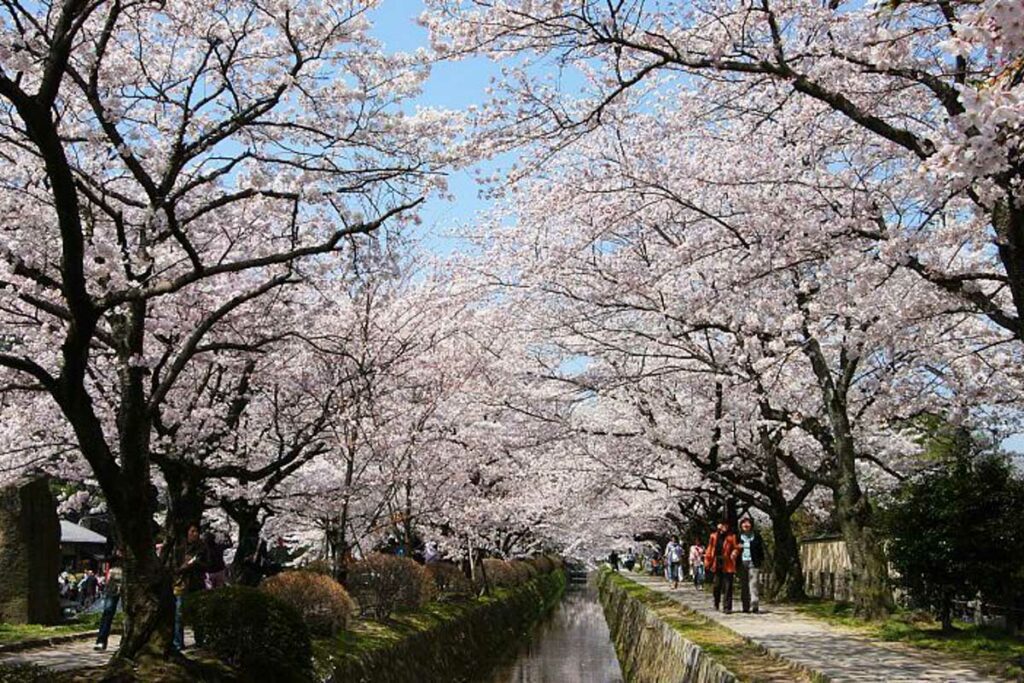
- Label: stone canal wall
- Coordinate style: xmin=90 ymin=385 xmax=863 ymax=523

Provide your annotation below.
xmin=320 ymin=570 xmax=566 ymax=683
xmin=598 ymin=571 xmax=737 ymax=683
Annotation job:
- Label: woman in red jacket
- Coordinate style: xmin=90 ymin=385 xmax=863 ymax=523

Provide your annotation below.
xmin=705 ymin=520 xmax=740 ymax=613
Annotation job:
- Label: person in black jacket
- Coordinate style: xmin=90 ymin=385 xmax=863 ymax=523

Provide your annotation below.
xmin=738 ymin=517 xmax=765 ymax=613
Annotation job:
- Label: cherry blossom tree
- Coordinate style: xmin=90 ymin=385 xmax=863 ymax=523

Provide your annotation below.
xmin=0 ymin=0 xmax=450 ymax=663
xmin=454 ymin=84 xmax=1021 ymax=613
xmin=424 ymin=0 xmax=1021 ymax=341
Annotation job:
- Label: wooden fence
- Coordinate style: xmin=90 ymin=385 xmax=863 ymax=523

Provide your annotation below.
xmin=798 ymin=536 xmax=1022 ymax=630
xmin=799 ymin=535 xmax=854 ymax=602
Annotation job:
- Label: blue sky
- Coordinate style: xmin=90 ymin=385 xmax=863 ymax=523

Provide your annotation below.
xmin=370 ymin=2 xmax=499 ymax=255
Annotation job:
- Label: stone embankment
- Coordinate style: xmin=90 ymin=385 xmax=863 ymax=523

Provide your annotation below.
xmin=598 ymin=571 xmax=740 ymax=683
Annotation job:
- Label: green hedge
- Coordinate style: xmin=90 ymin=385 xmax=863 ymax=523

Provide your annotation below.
xmin=317 ymin=570 xmax=566 ymax=682
xmin=185 ymin=586 xmax=313 ymax=682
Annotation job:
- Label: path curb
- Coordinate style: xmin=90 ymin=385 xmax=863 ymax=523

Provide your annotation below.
xmin=0 ymin=630 xmax=101 ymax=654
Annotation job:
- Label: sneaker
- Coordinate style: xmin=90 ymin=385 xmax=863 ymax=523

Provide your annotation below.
xmin=93 ymin=643 xmax=106 ymax=651
xmin=752 ymin=606 xmax=759 ymax=613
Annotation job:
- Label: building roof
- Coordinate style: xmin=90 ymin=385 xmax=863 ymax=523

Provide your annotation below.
xmin=60 ymin=520 xmax=107 ymax=545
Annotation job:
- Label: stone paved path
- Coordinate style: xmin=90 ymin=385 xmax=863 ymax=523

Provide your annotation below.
xmin=0 ymin=629 xmax=200 ymax=674
xmin=631 ymin=573 xmax=1001 ymax=682
xmin=0 ymin=634 xmax=118 ymax=672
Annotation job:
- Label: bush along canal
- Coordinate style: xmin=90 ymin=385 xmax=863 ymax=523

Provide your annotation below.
xmin=315 ymin=569 xmax=567 ymax=682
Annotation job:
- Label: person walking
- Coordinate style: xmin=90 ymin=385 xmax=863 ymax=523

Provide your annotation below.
xmin=738 ymin=517 xmax=765 ymax=613
xmin=664 ymin=537 xmax=684 ymax=589
xmin=174 ymin=524 xmax=207 ymax=651
xmin=424 ymin=540 xmax=440 ymax=564
xmin=78 ymin=569 xmax=98 ymax=609
xmin=203 ymin=531 xmax=228 ymax=590
xmin=705 ymin=520 xmax=740 ymax=613
xmin=93 ymin=553 xmax=123 ymax=651
xmin=608 ymin=550 xmax=620 ymax=572
xmin=689 ymin=539 xmax=706 ymax=589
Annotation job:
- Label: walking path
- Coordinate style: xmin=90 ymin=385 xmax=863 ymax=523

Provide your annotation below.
xmin=631 ymin=573 xmax=1001 ymax=682
xmin=0 ymin=630 xmax=197 ymax=674
xmin=0 ymin=634 xmax=118 ymax=672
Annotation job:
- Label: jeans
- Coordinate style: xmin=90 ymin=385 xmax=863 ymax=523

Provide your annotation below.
xmin=739 ymin=560 xmax=760 ymax=612
xmin=713 ymin=571 xmax=734 ymax=612
xmin=173 ymin=595 xmax=185 ymax=651
xmin=667 ymin=562 xmax=680 ymax=583
xmin=693 ymin=563 xmax=705 ymax=587
xmin=96 ymin=594 xmax=119 ymax=646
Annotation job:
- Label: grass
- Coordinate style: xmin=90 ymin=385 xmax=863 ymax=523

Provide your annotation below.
xmin=795 ymin=599 xmax=1024 ymax=681
xmin=604 ymin=571 xmax=821 ymax=683
xmin=319 ymin=599 xmax=479 ymax=658
xmin=0 ymin=612 xmax=123 ymax=647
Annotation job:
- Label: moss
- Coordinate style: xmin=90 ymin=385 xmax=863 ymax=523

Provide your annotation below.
xmin=0 ymin=662 xmax=58 ymax=683
xmin=315 ymin=571 xmax=566 ymax=683
xmin=795 ymin=599 xmax=1024 ymax=681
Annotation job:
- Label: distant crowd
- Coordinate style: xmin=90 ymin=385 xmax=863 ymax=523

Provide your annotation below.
xmin=608 ymin=517 xmax=765 ymax=614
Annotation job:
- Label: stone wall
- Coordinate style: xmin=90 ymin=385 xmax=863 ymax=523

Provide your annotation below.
xmin=598 ymin=572 xmax=737 ymax=683
xmin=0 ymin=478 xmax=60 ymax=624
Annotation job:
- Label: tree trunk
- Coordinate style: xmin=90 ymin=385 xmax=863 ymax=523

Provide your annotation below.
xmin=225 ymin=501 xmax=263 ymax=586
xmin=108 ymin=469 xmax=174 ymax=662
xmin=833 ymin=477 xmax=893 ymax=619
xmin=768 ymin=511 xmax=805 ymax=602
xmin=993 ymin=197 xmax=1024 ymax=339
xmin=475 ymin=547 xmax=491 ymax=595
xmin=326 ymin=518 xmax=349 ymax=585
xmin=165 ymin=466 xmax=206 ymax=560
xmin=117 ymin=544 xmax=176 ymax=662
xmin=801 ymin=331 xmax=893 ymax=619
xmin=940 ymin=590 xmax=954 ymax=633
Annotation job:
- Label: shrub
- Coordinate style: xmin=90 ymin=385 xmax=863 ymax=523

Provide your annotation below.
xmin=346 ymin=554 xmax=436 ymax=620
xmin=184 ymin=586 xmax=311 ymax=682
xmin=480 ymin=558 xmax=519 ymax=588
xmin=425 ymin=562 xmax=473 ymax=600
xmin=528 ymin=555 xmax=555 ymax=574
xmin=883 ymin=448 xmax=1024 ymax=631
xmin=510 ymin=560 xmax=536 ymax=582
xmin=300 ymin=559 xmax=335 ymax=576
xmin=261 ymin=570 xmax=356 ymax=636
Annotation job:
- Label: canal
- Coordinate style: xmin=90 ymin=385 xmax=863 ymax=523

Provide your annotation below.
xmin=483 ymin=580 xmax=624 ymax=683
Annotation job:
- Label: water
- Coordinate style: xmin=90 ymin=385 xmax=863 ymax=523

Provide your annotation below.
xmin=483 ymin=583 xmax=624 ymax=683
